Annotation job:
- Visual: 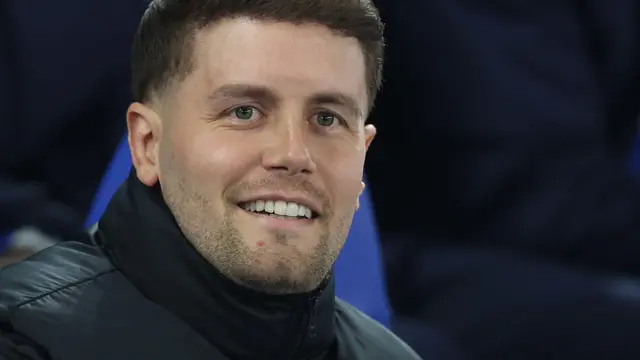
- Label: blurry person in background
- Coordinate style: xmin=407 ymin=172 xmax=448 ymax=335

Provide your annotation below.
xmin=368 ymin=0 xmax=640 ymax=359
xmin=369 ymin=0 xmax=640 ymax=359
xmin=0 ymin=0 xmax=148 ymax=263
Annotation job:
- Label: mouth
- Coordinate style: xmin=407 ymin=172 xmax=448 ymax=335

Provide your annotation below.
xmin=237 ymin=199 xmax=320 ymax=221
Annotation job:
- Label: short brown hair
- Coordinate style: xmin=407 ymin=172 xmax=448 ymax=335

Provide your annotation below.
xmin=131 ymin=0 xmax=385 ymax=107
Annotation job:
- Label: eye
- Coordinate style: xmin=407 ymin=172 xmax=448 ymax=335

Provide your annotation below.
xmin=231 ymin=106 xmax=259 ymax=121
xmin=313 ymin=112 xmax=337 ymax=127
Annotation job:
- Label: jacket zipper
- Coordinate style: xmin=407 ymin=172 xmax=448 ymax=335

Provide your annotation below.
xmin=307 ymin=294 xmax=319 ymax=338
xmin=287 ymin=294 xmax=320 ymax=360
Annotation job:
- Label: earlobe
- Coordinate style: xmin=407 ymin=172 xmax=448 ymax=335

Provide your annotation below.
xmin=127 ymin=102 xmax=162 ymax=187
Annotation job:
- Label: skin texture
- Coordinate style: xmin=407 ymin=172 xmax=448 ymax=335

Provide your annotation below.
xmin=127 ymin=18 xmax=376 ymax=294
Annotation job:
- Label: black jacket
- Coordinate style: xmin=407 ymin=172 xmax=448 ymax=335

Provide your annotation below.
xmin=0 ymin=175 xmax=420 ymax=360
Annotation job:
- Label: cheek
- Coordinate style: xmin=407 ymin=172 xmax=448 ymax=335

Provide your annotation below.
xmin=335 ymin=171 xmax=364 ymax=203
xmin=181 ymin=132 xmax=258 ymax=186
xmin=320 ymin=152 xmax=365 ymax=209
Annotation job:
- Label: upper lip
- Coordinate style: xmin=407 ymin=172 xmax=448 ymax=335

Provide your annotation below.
xmin=237 ymin=193 xmax=322 ymax=215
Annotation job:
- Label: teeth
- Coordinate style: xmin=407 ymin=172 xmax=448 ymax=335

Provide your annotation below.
xmin=264 ymin=201 xmax=275 ymax=213
xmin=285 ymin=203 xmax=299 ymax=217
xmin=241 ymin=200 xmax=313 ymax=219
xmin=274 ymin=201 xmax=287 ymax=215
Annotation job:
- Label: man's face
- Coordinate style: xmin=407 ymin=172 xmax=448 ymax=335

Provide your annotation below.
xmin=129 ymin=18 xmax=375 ymax=294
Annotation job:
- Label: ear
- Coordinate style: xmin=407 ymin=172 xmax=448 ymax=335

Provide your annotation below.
xmin=127 ymin=102 xmax=162 ymax=187
xmin=364 ymin=124 xmax=376 ymax=151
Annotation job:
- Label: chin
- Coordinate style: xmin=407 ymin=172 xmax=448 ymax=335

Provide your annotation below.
xmin=214 ymin=242 xmax=333 ymax=295
xmin=239 ymin=261 xmax=315 ymax=294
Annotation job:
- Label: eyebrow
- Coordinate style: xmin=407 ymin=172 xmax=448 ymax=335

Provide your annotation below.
xmin=207 ymin=84 xmax=362 ymax=118
xmin=309 ymin=92 xmax=362 ymax=118
xmin=207 ymin=84 xmax=278 ymax=106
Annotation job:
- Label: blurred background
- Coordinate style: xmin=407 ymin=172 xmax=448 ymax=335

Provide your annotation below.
xmin=1 ymin=1 xmax=639 ymax=359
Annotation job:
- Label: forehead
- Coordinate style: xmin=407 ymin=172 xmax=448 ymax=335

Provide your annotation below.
xmin=189 ymin=18 xmax=368 ymax=108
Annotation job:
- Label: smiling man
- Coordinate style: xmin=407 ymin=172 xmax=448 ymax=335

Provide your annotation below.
xmin=0 ymin=0 xmax=421 ymax=359
xmin=138 ymin=15 xmax=374 ymax=295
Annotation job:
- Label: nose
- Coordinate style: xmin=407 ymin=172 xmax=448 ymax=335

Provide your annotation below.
xmin=262 ymin=117 xmax=316 ymax=175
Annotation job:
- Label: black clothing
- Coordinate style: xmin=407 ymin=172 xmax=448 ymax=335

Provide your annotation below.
xmin=0 ymin=175 xmax=420 ymax=360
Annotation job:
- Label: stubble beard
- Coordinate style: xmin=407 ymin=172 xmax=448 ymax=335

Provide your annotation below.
xmin=164 ymin=178 xmax=350 ymax=295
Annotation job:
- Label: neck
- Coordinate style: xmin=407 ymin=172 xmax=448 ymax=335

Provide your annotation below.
xmin=97 ymin=175 xmax=336 ymax=359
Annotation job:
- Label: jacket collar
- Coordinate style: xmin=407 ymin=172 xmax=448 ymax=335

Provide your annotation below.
xmin=97 ymin=174 xmax=336 ymax=360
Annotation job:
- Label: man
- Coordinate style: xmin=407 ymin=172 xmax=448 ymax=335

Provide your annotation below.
xmin=0 ymin=0 xmax=421 ymax=359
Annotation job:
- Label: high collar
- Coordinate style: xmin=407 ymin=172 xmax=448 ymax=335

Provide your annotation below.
xmin=96 ymin=174 xmax=336 ymax=360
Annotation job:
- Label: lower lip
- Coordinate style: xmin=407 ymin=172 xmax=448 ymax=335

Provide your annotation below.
xmin=238 ymin=207 xmax=315 ymax=230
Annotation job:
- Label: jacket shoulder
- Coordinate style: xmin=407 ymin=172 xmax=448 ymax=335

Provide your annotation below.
xmin=335 ymin=298 xmax=422 ymax=359
xmin=0 ymin=242 xmax=112 ymax=360
xmin=0 ymin=242 xmax=222 ymax=360
xmin=0 ymin=242 xmax=114 ymax=312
